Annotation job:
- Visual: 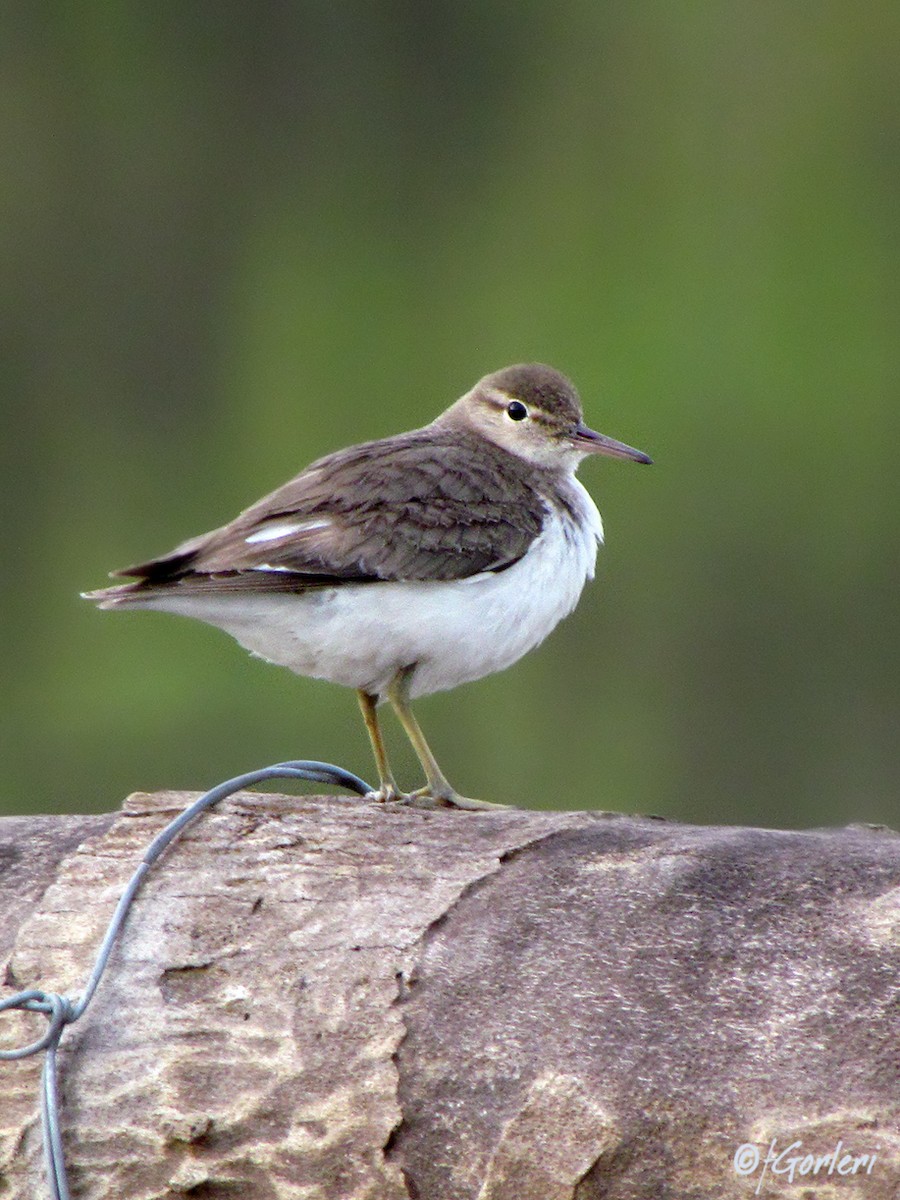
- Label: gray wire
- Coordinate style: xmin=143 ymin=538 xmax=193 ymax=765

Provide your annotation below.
xmin=0 ymin=759 xmax=373 ymax=1200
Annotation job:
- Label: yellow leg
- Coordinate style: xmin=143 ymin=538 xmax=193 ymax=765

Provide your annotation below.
xmin=356 ymin=689 xmax=402 ymax=801
xmin=385 ymin=667 xmax=506 ymax=811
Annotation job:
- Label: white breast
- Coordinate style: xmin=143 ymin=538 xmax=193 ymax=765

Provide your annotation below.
xmin=134 ymin=478 xmax=605 ymax=700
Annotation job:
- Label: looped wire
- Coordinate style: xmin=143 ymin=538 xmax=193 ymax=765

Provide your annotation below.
xmin=0 ymin=990 xmax=76 ymax=1059
xmin=0 ymin=759 xmax=373 ymax=1200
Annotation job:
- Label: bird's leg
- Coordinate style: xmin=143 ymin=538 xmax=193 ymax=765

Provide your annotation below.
xmin=356 ymin=689 xmax=403 ymax=802
xmin=385 ymin=666 xmax=507 ymax=811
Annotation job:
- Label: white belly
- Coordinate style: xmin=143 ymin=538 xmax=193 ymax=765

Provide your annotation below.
xmin=134 ymin=483 xmax=604 ymax=700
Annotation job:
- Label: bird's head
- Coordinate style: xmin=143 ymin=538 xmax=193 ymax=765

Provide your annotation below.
xmin=442 ymin=363 xmax=652 ymax=471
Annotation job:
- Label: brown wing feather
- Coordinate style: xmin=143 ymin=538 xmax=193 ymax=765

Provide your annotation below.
xmin=112 ymin=426 xmax=547 ymax=593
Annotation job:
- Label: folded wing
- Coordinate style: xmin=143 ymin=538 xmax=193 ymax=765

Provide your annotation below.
xmin=89 ymin=427 xmax=548 ymax=602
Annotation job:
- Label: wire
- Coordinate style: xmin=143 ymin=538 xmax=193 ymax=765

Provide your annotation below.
xmin=0 ymin=759 xmax=373 ymax=1200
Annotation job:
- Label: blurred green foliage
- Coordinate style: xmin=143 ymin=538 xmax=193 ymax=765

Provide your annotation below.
xmin=2 ymin=3 xmax=897 ymax=828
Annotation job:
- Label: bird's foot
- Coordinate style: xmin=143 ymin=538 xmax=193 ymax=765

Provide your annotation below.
xmin=364 ymin=783 xmax=407 ymax=803
xmin=365 ymin=782 xmax=508 ymax=811
xmin=402 ymin=786 xmax=508 ymax=812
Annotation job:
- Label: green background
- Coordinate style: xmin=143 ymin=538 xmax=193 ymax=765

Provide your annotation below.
xmin=3 ymin=4 xmax=897 ymax=828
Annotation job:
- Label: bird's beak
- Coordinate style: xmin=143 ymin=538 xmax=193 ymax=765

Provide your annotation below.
xmin=571 ymin=423 xmax=653 ymax=464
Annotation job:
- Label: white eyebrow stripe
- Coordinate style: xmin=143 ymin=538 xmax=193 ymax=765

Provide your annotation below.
xmin=483 ymin=386 xmax=516 ymax=409
xmin=245 ymin=518 xmax=332 ymax=544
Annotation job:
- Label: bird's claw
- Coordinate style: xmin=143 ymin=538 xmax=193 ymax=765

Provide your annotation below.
xmin=403 ymin=787 xmax=508 ymax=812
xmin=365 ymin=784 xmax=507 ymax=811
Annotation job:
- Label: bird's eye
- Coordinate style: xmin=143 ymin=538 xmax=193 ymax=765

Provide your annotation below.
xmin=506 ymin=400 xmax=528 ymax=421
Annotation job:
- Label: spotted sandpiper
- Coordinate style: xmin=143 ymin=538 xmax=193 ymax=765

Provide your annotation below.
xmin=85 ymin=364 xmax=651 ymax=809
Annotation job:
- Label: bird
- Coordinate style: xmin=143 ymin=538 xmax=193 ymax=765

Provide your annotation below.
xmin=85 ymin=363 xmax=651 ymax=809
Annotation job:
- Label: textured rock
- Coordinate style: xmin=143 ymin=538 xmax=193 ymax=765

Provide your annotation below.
xmin=0 ymin=813 xmax=114 ymax=961
xmin=0 ymin=794 xmax=898 ymax=1199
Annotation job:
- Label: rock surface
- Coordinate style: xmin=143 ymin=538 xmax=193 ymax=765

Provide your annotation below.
xmin=1 ymin=792 xmax=898 ymax=1199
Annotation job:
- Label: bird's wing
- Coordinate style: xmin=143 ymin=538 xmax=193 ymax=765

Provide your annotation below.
xmin=111 ymin=429 xmax=547 ymax=591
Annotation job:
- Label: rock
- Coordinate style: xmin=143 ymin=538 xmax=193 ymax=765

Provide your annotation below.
xmin=1 ymin=792 xmax=898 ymax=1198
